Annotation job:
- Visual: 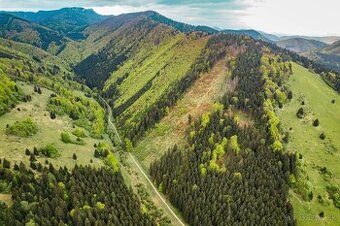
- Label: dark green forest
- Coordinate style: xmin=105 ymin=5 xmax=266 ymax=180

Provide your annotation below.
xmin=0 ymin=162 xmax=155 ymax=226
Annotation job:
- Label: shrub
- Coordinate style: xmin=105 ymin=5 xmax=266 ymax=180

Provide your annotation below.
xmin=320 ymin=133 xmax=326 ymax=140
xmin=40 ymin=144 xmax=60 ymax=158
xmin=319 ymin=212 xmax=324 ymax=218
xmin=94 ymin=143 xmax=110 ymax=158
xmin=313 ymin=119 xmax=319 ymax=127
xmin=29 ymin=153 xmax=36 ymax=162
xmin=326 ymin=185 xmax=340 ymax=209
xmin=50 ymin=112 xmax=56 ymax=119
xmin=61 ymin=132 xmax=72 ymax=143
xmin=72 ymin=128 xmax=86 ymax=138
xmin=6 ymin=118 xmax=38 ymax=137
xmin=106 ymin=154 xmax=119 ymax=172
xmin=288 ymin=91 xmax=293 ymax=100
xmin=61 ymin=132 xmax=85 ymax=145
xmin=2 ymin=159 xmax=10 ymax=169
xmin=296 ymin=107 xmax=305 ymax=118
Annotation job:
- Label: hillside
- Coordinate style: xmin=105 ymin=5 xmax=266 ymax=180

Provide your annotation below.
xmin=278 ymin=35 xmax=340 ymax=45
xmin=276 ymin=38 xmax=327 ymax=53
xmin=72 ymin=12 xmax=231 ymax=142
xmin=0 ymin=13 xmax=67 ymax=54
xmin=5 ymin=7 xmax=108 ymax=39
xmin=147 ymin=11 xmax=217 ymax=34
xmin=320 ymin=40 xmax=340 ymax=55
xmin=222 ymin=29 xmax=272 ymax=42
xmin=277 ymin=63 xmax=340 ymax=226
xmin=309 ymin=41 xmax=340 ymax=72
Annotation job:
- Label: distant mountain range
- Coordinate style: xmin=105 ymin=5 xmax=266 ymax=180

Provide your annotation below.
xmin=1 ymin=7 xmax=339 ymax=72
xmin=0 ymin=13 xmax=68 ymax=54
xmin=276 ymin=38 xmax=327 ymax=54
xmin=1 ymin=7 xmax=109 ymax=39
xmin=222 ymin=29 xmax=272 ymax=42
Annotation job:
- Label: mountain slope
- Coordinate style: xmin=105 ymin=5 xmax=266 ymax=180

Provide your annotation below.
xmin=147 ymin=11 xmax=217 ymax=34
xmin=278 ymin=62 xmax=340 ymax=226
xmin=5 ymin=7 xmax=108 ymax=39
xmin=0 ymin=13 xmax=67 ymax=54
xmin=74 ymin=13 xmax=213 ymax=140
xmin=58 ymin=11 xmax=217 ymax=65
xmin=276 ymin=38 xmax=327 ymax=53
xmin=320 ymin=40 xmax=340 ymax=55
xmin=278 ymin=35 xmax=340 ymax=45
xmin=222 ymin=29 xmax=272 ymax=42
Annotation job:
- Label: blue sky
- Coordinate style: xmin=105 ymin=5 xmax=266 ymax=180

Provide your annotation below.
xmin=0 ymin=0 xmax=339 ymax=36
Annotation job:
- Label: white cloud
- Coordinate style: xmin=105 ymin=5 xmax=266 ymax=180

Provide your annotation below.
xmin=240 ymin=0 xmax=340 ymax=36
xmin=1 ymin=0 xmax=339 ymax=36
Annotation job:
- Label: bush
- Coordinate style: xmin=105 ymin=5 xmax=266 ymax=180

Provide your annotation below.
xmin=6 ymin=118 xmax=38 ymax=137
xmin=320 ymin=133 xmax=326 ymax=140
xmin=50 ymin=112 xmax=56 ymax=119
xmin=313 ymin=119 xmax=319 ymax=127
xmin=288 ymin=91 xmax=293 ymax=100
xmin=61 ymin=132 xmax=85 ymax=145
xmin=94 ymin=142 xmax=111 ymax=158
xmin=72 ymin=128 xmax=87 ymax=138
xmin=296 ymin=107 xmax=305 ymax=118
xmin=105 ymin=154 xmax=119 ymax=172
xmin=40 ymin=144 xmax=60 ymax=158
xmin=61 ymin=132 xmax=72 ymax=143
xmin=2 ymin=159 xmax=10 ymax=169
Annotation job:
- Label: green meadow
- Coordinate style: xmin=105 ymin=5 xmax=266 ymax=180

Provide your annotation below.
xmin=277 ymin=62 xmax=340 ymax=226
xmin=0 ymin=82 xmax=111 ymax=169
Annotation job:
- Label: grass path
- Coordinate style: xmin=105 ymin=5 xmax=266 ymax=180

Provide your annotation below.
xmin=100 ymin=96 xmax=186 ymax=226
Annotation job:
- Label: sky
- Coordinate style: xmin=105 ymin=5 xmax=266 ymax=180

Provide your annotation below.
xmin=0 ymin=0 xmax=339 ymax=36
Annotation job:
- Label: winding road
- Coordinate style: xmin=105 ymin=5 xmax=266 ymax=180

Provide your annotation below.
xmin=99 ymin=96 xmax=185 ymax=226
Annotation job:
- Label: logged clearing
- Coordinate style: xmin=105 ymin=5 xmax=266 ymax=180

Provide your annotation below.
xmin=277 ymin=62 xmax=340 ymax=226
xmin=0 ymin=82 xmax=109 ymax=169
xmin=0 ymin=194 xmax=12 ymax=207
xmin=134 ymin=56 xmax=232 ymax=169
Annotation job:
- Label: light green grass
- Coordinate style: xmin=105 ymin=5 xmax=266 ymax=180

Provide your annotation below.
xmin=0 ymin=82 xmax=111 ymax=169
xmin=277 ymin=62 xmax=340 ymax=226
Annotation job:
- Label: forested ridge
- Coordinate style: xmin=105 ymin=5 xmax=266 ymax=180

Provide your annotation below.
xmin=150 ymin=37 xmax=297 ymax=225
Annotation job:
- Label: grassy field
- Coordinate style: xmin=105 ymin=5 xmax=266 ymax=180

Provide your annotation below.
xmin=0 ymin=82 xmax=111 ymax=170
xmin=134 ymin=57 xmax=231 ymax=169
xmin=277 ymin=62 xmax=340 ymax=226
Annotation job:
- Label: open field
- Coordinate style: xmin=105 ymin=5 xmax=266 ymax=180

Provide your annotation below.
xmin=277 ymin=62 xmax=340 ymax=226
xmin=134 ymin=57 xmax=231 ymax=169
xmin=0 ymin=82 xmax=111 ymax=170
